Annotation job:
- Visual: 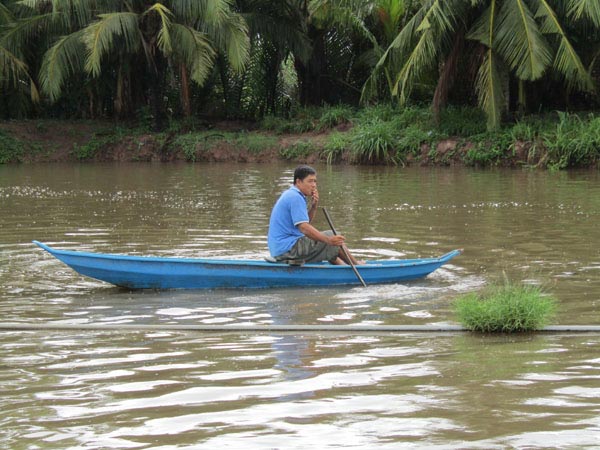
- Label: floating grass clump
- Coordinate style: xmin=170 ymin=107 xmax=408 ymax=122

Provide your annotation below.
xmin=454 ymin=283 xmax=556 ymax=333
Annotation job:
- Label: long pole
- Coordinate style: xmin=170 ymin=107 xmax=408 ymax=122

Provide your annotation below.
xmin=322 ymin=207 xmax=367 ymax=287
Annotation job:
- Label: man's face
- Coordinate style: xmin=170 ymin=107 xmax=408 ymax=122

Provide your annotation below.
xmin=296 ymin=174 xmax=317 ymax=197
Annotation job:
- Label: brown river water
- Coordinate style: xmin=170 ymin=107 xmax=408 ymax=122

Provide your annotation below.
xmin=1 ymin=162 xmax=600 ymax=448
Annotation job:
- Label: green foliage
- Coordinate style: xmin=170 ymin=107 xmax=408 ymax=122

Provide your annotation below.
xmin=260 ymin=109 xmax=317 ymax=134
xmin=0 ymin=131 xmax=24 ymax=164
xmin=395 ymin=124 xmax=433 ymax=157
xmin=172 ymin=132 xmax=227 ymax=162
xmin=322 ymin=131 xmax=351 ymax=164
xmin=279 ymin=140 xmax=313 ymax=160
xmin=454 ymin=282 xmax=557 ymax=333
xmin=317 ymin=105 xmax=354 ymax=130
xmin=173 ymin=131 xmax=278 ymax=161
xmin=437 ymin=106 xmax=487 ymax=136
xmin=543 ymin=112 xmax=600 ymax=169
xmin=236 ymin=133 xmax=278 ymax=154
xmin=463 ymin=131 xmax=514 ymax=166
xmin=350 ymin=119 xmax=397 ymax=164
xmin=355 ymin=104 xmax=398 ymax=122
xmin=71 ymin=131 xmax=125 ymax=160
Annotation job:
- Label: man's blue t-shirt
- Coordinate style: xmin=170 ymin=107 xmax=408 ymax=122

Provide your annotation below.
xmin=268 ymin=186 xmax=309 ymax=257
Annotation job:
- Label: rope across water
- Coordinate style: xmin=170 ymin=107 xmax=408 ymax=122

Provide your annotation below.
xmin=1 ymin=323 xmax=600 ymax=333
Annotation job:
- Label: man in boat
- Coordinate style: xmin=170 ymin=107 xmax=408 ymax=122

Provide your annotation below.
xmin=268 ymin=165 xmax=363 ymax=265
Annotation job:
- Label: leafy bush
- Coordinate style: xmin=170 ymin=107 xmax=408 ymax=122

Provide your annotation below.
xmin=71 ymin=132 xmax=125 ymax=160
xmin=235 ymin=133 xmax=278 ymax=154
xmin=454 ymin=282 xmax=556 ymax=333
xmin=437 ymin=106 xmax=487 ymax=135
xmin=260 ymin=115 xmax=290 ymax=133
xmin=543 ymin=112 xmax=600 ymax=169
xmin=463 ymin=131 xmax=514 ymax=166
xmin=322 ymin=131 xmax=350 ymax=164
xmin=355 ymin=104 xmax=397 ymax=122
xmin=279 ymin=140 xmax=313 ymax=159
xmin=0 ymin=131 xmax=24 ymax=163
xmin=317 ymin=105 xmax=354 ymax=130
xmin=349 ymin=119 xmax=398 ymax=164
xmin=396 ymin=124 xmax=435 ymax=157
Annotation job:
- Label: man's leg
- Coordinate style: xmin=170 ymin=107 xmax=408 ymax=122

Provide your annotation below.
xmin=332 ymin=246 xmax=365 ymax=265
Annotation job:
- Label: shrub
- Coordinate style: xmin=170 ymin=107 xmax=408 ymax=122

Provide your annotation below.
xmin=236 ymin=133 xmax=278 ymax=154
xmin=0 ymin=131 xmax=24 ymax=163
xmin=396 ymin=124 xmax=435 ymax=157
xmin=350 ymin=119 xmax=398 ymax=164
xmin=279 ymin=140 xmax=313 ymax=159
xmin=437 ymin=106 xmax=487 ymax=136
xmin=454 ymin=282 xmax=556 ymax=333
xmin=543 ymin=112 xmax=600 ymax=169
xmin=260 ymin=115 xmax=290 ymax=134
xmin=463 ymin=131 xmax=514 ymax=166
xmin=317 ymin=105 xmax=354 ymax=130
xmin=322 ymin=131 xmax=350 ymax=164
xmin=71 ymin=132 xmax=125 ymax=160
xmin=355 ymin=104 xmax=397 ymax=122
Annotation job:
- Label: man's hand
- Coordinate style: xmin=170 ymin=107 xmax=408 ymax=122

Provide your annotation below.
xmin=326 ymin=234 xmax=345 ymax=246
xmin=311 ymin=187 xmax=319 ymax=206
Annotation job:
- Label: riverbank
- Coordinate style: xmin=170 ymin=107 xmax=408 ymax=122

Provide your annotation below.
xmin=1 ymin=106 xmax=599 ymax=169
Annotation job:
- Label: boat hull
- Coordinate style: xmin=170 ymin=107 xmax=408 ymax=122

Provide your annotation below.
xmin=33 ymin=241 xmax=461 ymax=289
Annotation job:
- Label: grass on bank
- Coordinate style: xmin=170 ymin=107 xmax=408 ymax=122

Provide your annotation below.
xmin=2 ymin=105 xmax=600 ymax=168
xmin=454 ymin=282 xmax=557 ymax=333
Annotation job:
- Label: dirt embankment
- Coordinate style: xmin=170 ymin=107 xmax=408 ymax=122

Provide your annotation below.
xmin=0 ymin=119 xmax=535 ymax=167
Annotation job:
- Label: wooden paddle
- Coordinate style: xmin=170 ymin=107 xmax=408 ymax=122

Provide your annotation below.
xmin=322 ymin=207 xmax=367 ymax=287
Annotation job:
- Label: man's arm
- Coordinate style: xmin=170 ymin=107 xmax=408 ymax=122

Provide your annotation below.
xmin=297 ymin=222 xmax=345 ymax=246
xmin=307 ymin=187 xmax=319 ymax=222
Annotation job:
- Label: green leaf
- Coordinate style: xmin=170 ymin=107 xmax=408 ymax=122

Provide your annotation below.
xmin=495 ymin=0 xmax=551 ymax=80
xmin=568 ymin=0 xmax=600 ymax=27
xmin=39 ymin=31 xmax=86 ymax=101
xmin=83 ymin=12 xmax=141 ymax=77
xmin=536 ymin=0 xmax=594 ymax=92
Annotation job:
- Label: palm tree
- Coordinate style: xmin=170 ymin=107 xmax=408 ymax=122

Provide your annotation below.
xmin=34 ymin=0 xmax=249 ymax=128
xmin=363 ymin=0 xmax=596 ymax=130
xmin=0 ymin=1 xmax=40 ymax=117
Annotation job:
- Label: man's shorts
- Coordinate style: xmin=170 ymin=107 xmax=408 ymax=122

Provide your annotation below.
xmin=276 ymin=230 xmax=340 ymax=263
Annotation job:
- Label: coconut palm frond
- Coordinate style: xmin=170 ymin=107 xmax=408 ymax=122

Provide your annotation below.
xmin=536 ymin=0 xmax=594 ymax=92
xmin=39 ymin=30 xmax=86 ymax=101
xmin=170 ymin=23 xmax=215 ymax=85
xmin=0 ymin=44 xmax=29 ymax=83
xmin=392 ymin=0 xmax=459 ymax=104
xmin=83 ymin=12 xmax=140 ymax=77
xmin=0 ymin=44 xmax=39 ymax=101
xmin=495 ymin=0 xmax=551 ymax=80
xmin=245 ymin=12 xmax=310 ymax=63
xmin=467 ymin=0 xmax=497 ymax=47
xmin=362 ymin=0 xmax=463 ymax=104
xmin=310 ymin=0 xmax=377 ymax=47
xmin=476 ymin=47 xmax=504 ymax=130
xmin=468 ymin=2 xmax=503 ymax=130
xmin=568 ymin=0 xmax=600 ymax=27
xmin=0 ymin=2 xmax=14 ymax=25
xmin=146 ymin=3 xmax=174 ymax=54
xmin=173 ymin=0 xmax=248 ymax=72
xmin=360 ymin=0 xmax=432 ymax=103
xmin=0 ymin=13 xmax=57 ymax=54
xmin=212 ymin=11 xmax=249 ymax=72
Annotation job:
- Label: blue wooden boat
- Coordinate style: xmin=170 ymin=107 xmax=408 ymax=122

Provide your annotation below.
xmin=33 ymin=241 xmax=461 ymax=290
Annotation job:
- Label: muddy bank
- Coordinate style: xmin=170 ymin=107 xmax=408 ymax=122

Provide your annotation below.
xmin=0 ymin=119 xmax=545 ymax=167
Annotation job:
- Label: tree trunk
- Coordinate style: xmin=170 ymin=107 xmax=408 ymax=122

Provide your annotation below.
xmin=432 ymin=32 xmax=464 ymax=125
xmin=180 ymin=63 xmax=191 ymax=117
xmin=296 ymin=27 xmax=327 ymax=106
xmin=114 ymin=65 xmax=124 ymax=120
xmin=147 ymin=54 xmax=166 ymax=131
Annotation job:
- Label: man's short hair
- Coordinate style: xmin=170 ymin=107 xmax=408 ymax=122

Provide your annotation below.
xmin=293 ymin=165 xmax=316 ymax=184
